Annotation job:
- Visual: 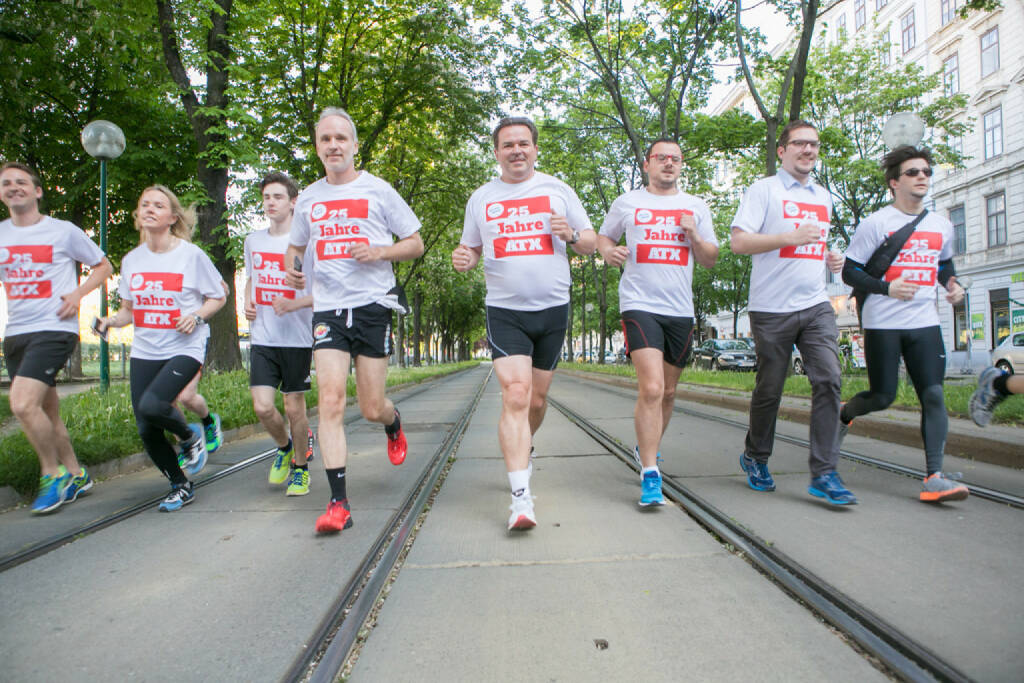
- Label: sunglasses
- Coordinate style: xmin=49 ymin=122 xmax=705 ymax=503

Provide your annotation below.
xmin=901 ymin=167 xmax=933 ymax=178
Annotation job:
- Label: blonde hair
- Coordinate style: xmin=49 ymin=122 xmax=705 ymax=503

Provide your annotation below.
xmin=133 ymin=185 xmax=196 ymax=242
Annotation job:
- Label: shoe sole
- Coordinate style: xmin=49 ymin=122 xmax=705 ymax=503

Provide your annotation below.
xmin=808 ymin=487 xmax=858 ymax=505
xmin=31 ymin=499 xmax=64 ymax=514
xmin=315 ymin=517 xmax=354 ymax=533
xmin=63 ymin=480 xmax=93 ymax=503
xmin=739 ymin=455 xmax=776 ymax=492
xmin=184 ymin=450 xmax=208 ymax=477
xmin=638 ymin=498 xmax=666 ymax=507
xmin=508 ymin=515 xmax=537 ymax=531
xmin=920 ymin=487 xmax=969 ymax=503
xmin=286 ymin=487 xmax=310 ymax=496
xmin=158 ymin=496 xmax=195 ymax=512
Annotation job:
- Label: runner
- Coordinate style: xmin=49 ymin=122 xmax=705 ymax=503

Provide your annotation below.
xmin=1 ymin=162 xmax=112 ymax=513
xmin=285 ymin=108 xmax=423 ymax=534
xmin=841 ymin=146 xmax=968 ymax=502
xmin=452 ymin=116 xmax=596 ymax=530
xmin=970 ymin=366 xmax=1023 ymax=426
xmin=244 ymin=171 xmax=315 ymax=495
xmin=597 ymin=138 xmax=718 ymax=506
xmin=98 ymin=185 xmax=225 ymax=511
xmin=730 ymin=120 xmax=854 ymax=505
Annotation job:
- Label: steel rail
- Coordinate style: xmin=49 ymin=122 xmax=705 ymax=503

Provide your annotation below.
xmin=282 ymin=366 xmax=492 ymax=683
xmin=0 ymin=370 xmax=472 ymax=574
xmin=550 ymin=396 xmax=973 ymax=683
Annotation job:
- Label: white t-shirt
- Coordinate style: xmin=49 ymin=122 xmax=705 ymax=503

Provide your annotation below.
xmin=118 ymin=241 xmax=224 ymax=363
xmin=461 ymin=171 xmax=593 ymax=311
xmin=600 ymin=188 xmax=717 ymax=317
xmin=0 ymin=216 xmax=105 ymax=337
xmin=845 ymin=205 xmax=954 ymax=330
xmin=291 ymin=172 xmax=421 ymax=312
xmin=244 ymin=229 xmax=313 ymax=347
xmin=732 ymin=169 xmax=832 ymax=313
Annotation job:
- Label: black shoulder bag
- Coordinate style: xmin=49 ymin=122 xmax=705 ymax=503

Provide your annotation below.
xmin=852 ymin=210 xmax=928 ymax=322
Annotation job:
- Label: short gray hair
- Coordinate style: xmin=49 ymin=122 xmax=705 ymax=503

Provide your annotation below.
xmin=317 ymin=107 xmax=358 ymax=143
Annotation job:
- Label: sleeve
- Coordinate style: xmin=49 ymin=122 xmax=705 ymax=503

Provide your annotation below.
xmin=598 ymin=198 xmax=626 ymax=242
xmin=243 ymin=234 xmax=254 ymax=280
xmin=289 ymin=196 xmax=311 ymax=247
xmin=695 ymin=199 xmax=719 ymax=246
xmin=562 ymin=186 xmax=594 ymax=233
xmin=730 ymin=180 xmax=769 ymax=234
xmin=194 ymin=249 xmax=226 ymax=299
xmin=842 ymin=257 xmax=889 ymax=295
xmin=385 ymin=185 xmax=421 ymax=239
xmin=65 ymin=224 xmax=106 ymax=267
xmin=460 ymin=193 xmax=483 ymax=248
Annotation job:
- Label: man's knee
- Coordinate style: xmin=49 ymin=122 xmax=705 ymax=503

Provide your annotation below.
xmin=637 ymin=377 xmax=663 ymax=404
xmin=253 ymin=397 xmax=278 ymax=421
xmin=9 ymin=391 xmax=43 ymax=421
xmin=359 ymin=397 xmax=388 ymax=422
xmin=920 ymin=384 xmax=945 ymax=411
xmin=502 ymin=382 xmax=531 ymax=412
xmin=137 ymin=392 xmax=168 ymax=423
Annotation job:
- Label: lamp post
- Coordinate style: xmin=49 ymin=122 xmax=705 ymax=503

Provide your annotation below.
xmin=959 ymin=276 xmax=974 ymax=374
xmin=81 ymin=120 xmax=125 ymax=392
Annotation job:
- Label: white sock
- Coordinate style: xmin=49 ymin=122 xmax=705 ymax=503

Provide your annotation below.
xmin=508 ymin=469 xmax=530 ymax=497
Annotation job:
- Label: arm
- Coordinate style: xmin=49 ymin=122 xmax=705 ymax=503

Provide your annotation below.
xmin=550 ymin=214 xmax=596 ymax=256
xmin=284 ymin=242 xmax=307 ymax=289
xmin=680 ymin=214 xmax=718 ymax=268
xmin=841 ymin=257 xmax=889 ymax=295
xmin=98 ymin=298 xmax=133 ymax=332
xmin=939 ymin=259 xmax=963 ymax=304
xmin=350 ymin=232 xmax=425 ymax=263
xmin=57 ymin=256 xmax=114 ymax=319
xmin=451 ymin=244 xmax=482 ymax=272
xmin=176 ymin=293 xmax=227 ymax=335
xmin=730 ymin=222 xmax=820 ymax=255
xmin=244 ymin=277 xmax=257 ymax=321
xmin=272 ymin=293 xmax=313 ymax=316
xmin=597 ymin=234 xmax=628 ymax=267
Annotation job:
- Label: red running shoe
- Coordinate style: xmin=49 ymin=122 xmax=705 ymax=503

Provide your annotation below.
xmin=315 ymin=500 xmax=353 ymax=534
xmin=387 ymin=411 xmax=407 ymax=466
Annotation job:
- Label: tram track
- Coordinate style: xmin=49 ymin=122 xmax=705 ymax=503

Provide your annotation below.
xmin=549 ymin=395 xmax=972 ymax=683
xmin=0 ymin=367 xmax=481 ymax=574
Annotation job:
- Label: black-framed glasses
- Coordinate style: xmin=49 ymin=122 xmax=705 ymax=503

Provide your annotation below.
xmin=651 ymin=153 xmax=681 ymax=163
xmin=901 ymin=167 xmax=933 ymax=177
xmin=786 ymin=139 xmax=820 ymax=150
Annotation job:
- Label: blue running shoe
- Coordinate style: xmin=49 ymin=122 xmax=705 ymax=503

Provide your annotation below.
xmin=204 ymin=413 xmax=223 ymax=453
xmin=31 ymin=471 xmax=72 ymax=514
xmin=739 ymin=453 xmax=775 ymax=492
xmin=62 ymin=468 xmax=93 ymax=503
xmin=639 ymin=470 xmax=666 ymax=507
xmin=158 ymin=481 xmax=194 ymax=512
xmin=180 ymin=428 xmax=207 ymax=477
xmin=808 ymin=471 xmax=858 ymax=505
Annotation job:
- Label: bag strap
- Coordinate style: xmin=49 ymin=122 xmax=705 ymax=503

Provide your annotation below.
xmin=866 ymin=209 xmax=928 ymax=278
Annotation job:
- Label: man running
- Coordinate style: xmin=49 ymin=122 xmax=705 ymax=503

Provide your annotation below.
xmin=1 ymin=162 xmax=112 ymax=513
xmin=286 ymin=108 xmax=423 ymax=534
xmin=244 ymin=171 xmax=314 ymax=496
xmin=841 ymin=145 xmax=968 ymax=502
xmin=452 ymin=116 xmax=596 ymax=530
xmin=730 ymin=121 xmax=854 ymax=505
xmin=598 ymin=138 xmax=718 ymax=506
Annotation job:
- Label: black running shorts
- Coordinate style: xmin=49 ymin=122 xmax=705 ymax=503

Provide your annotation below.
xmin=3 ymin=331 xmax=78 ymax=385
xmin=249 ymin=345 xmax=313 ymax=393
xmin=621 ymin=309 xmax=694 ymax=368
xmin=312 ymin=304 xmax=393 ymax=358
xmin=486 ymin=304 xmax=569 ymax=371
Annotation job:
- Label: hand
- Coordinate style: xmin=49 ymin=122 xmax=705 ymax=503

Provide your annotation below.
xmin=244 ymin=298 xmax=257 ymax=321
xmin=271 ymin=296 xmax=293 ymax=316
xmin=945 ymin=281 xmax=965 ymax=305
xmin=679 ymin=213 xmax=698 ymax=243
xmin=790 ymin=221 xmax=822 ymax=247
xmin=96 ymin=316 xmax=111 ymax=334
xmin=602 ymin=245 xmax=629 ymax=267
xmin=451 ymin=245 xmax=475 ymax=272
xmin=887 ymin=274 xmax=920 ymax=301
xmin=826 ymin=250 xmax=844 ymax=273
xmin=175 ymin=312 xmax=201 ymax=335
xmin=56 ymin=290 xmax=83 ymax=319
xmin=348 ymin=242 xmax=382 ymax=263
xmin=284 ymin=265 xmax=306 ymax=290
xmin=549 ymin=213 xmax=573 ymax=242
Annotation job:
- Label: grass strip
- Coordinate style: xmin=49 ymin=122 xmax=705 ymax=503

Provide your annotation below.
xmin=560 ymin=362 xmax=1023 ymax=426
xmin=0 ymin=361 xmax=478 ymax=497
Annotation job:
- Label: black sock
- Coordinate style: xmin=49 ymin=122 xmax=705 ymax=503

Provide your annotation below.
xmin=385 ymin=408 xmax=401 ymax=436
xmin=993 ymin=373 xmax=1010 ymax=397
xmin=280 ymin=438 xmax=293 ymax=453
xmin=294 ymin=463 xmax=308 ymax=471
xmin=201 ymin=414 xmax=214 ymax=428
xmin=326 ymin=467 xmax=347 ymax=502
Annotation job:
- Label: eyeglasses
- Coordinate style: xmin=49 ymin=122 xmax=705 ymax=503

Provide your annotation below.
xmin=651 ymin=153 xmax=681 ymax=163
xmin=900 ymin=167 xmax=933 ymax=178
xmin=786 ymin=139 xmax=820 ymax=150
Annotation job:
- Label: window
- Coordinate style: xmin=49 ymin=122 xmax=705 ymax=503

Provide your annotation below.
xmin=941 ymin=0 xmax=959 ymax=25
xmin=949 ymin=206 xmax=966 ymax=255
xmin=980 ymin=28 xmax=999 ymax=77
xmin=901 ymin=10 xmax=916 ymax=53
xmin=990 ymin=288 xmax=1009 ymax=348
xmin=855 ymin=0 xmax=866 ymax=29
xmin=943 ymin=53 xmax=959 ymax=95
xmin=880 ymin=29 xmax=891 ymax=66
xmin=983 ymin=107 xmax=1002 ymax=159
xmin=876 ymin=0 xmax=888 ymax=9
xmin=950 ymin=135 xmax=963 ymax=158
xmin=986 ymin=192 xmax=1006 ymax=246
xmin=953 ymin=301 xmax=968 ymax=351
xmin=837 ymin=13 xmax=847 ymax=36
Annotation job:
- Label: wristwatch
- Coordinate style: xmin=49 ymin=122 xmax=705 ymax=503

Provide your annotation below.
xmin=193 ymin=314 xmax=205 ymax=326
xmin=568 ymin=230 xmax=580 ymax=245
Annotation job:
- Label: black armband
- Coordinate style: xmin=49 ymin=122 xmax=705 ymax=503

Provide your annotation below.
xmin=937 ymin=258 xmax=956 ymax=288
xmin=842 ymin=257 xmax=889 ymax=296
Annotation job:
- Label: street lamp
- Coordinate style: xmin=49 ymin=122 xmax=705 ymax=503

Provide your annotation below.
xmin=81 ymin=120 xmax=125 ymax=392
xmin=959 ymin=276 xmax=974 ymax=374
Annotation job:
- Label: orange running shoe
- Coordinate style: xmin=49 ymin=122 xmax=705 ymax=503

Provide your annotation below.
xmin=315 ymin=500 xmax=353 ymax=533
xmin=386 ymin=410 xmax=407 ymax=466
xmin=920 ymin=472 xmax=969 ymax=503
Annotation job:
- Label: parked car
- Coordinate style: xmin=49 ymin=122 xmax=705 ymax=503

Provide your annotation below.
xmin=791 ymin=347 xmax=804 ymax=375
xmin=991 ymin=331 xmax=1024 ymax=375
xmin=693 ymin=339 xmax=757 ymax=371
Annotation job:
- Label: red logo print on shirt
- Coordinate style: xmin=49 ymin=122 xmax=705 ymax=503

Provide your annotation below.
xmin=4 ymin=281 xmax=52 ymax=299
xmin=778 ymin=201 xmax=828 ymax=260
xmin=252 ymin=251 xmax=294 ymax=304
xmin=883 ymin=231 xmax=942 ymax=286
xmin=634 ymin=208 xmax=689 ymax=228
xmin=0 ymin=245 xmax=55 ymax=298
xmin=131 ymin=272 xmax=183 ymax=329
xmin=636 ymin=244 xmax=690 ymax=266
xmin=486 ymin=196 xmax=551 ymax=221
xmin=316 ymin=238 xmax=370 ymax=260
xmin=493 ymin=234 xmax=554 ymax=258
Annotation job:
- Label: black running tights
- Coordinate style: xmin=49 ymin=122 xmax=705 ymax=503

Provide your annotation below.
xmin=130 ymin=356 xmax=202 ymax=485
xmin=843 ymin=327 xmax=947 ymax=474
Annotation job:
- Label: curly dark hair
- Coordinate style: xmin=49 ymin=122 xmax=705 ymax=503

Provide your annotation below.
xmin=882 ymin=145 xmax=934 ymax=189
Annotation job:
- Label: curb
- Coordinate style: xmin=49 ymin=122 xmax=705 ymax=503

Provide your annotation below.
xmin=559 ymin=368 xmax=1023 ymax=470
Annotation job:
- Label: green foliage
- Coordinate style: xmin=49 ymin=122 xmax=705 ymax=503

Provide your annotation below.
xmin=0 ymin=362 xmax=478 ymax=496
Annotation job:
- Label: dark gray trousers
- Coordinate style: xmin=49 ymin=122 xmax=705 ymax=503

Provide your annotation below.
xmin=745 ymin=301 xmax=841 ymax=477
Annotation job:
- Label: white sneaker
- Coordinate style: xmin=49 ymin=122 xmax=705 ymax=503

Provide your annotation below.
xmin=508 ymin=493 xmax=537 ymax=531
